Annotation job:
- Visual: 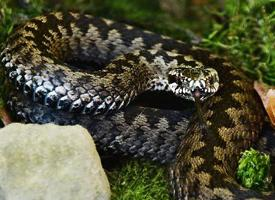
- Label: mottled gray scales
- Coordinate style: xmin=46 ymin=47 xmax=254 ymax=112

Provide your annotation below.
xmin=1 ymin=11 xmax=274 ymax=200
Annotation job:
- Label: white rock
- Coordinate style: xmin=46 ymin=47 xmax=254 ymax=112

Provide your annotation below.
xmin=0 ymin=123 xmax=110 ymax=200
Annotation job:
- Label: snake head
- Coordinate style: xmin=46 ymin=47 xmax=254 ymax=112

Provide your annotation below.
xmin=168 ymin=67 xmax=219 ymax=101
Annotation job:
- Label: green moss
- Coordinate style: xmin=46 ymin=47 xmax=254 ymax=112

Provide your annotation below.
xmin=108 ymin=160 xmax=170 ymax=200
xmin=237 ymin=148 xmax=271 ymax=191
xmin=203 ymin=0 xmax=275 ymax=84
xmin=0 ymin=1 xmax=13 ymax=48
xmin=0 ymin=1 xmax=12 ymax=109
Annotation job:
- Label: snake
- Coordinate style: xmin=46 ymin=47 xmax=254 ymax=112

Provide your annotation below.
xmin=1 ymin=11 xmax=275 ymax=199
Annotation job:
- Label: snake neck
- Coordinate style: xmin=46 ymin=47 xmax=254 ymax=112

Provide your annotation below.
xmin=76 ymin=50 xmax=183 ymax=115
xmin=170 ymin=61 xmax=267 ymax=199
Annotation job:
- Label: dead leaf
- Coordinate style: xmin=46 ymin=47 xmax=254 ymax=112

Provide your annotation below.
xmin=267 ymin=96 xmax=275 ymax=126
xmin=254 ymin=81 xmax=275 ymax=127
xmin=0 ymin=107 xmax=12 ymax=126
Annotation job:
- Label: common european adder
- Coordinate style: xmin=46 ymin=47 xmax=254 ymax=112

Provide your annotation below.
xmin=1 ymin=12 xmax=275 ymax=199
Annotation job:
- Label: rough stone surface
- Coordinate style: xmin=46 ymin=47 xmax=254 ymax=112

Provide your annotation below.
xmin=0 ymin=123 xmax=110 ymax=200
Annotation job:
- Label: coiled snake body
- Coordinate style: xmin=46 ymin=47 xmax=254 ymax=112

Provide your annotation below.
xmin=1 ymin=12 xmax=274 ymax=199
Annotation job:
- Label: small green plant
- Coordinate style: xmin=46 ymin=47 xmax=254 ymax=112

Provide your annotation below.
xmin=237 ymin=148 xmax=271 ymax=191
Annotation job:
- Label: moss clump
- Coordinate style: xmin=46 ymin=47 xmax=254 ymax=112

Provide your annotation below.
xmin=237 ymin=148 xmax=271 ymax=191
xmin=108 ymin=160 xmax=170 ymax=200
xmin=203 ymin=0 xmax=275 ymax=84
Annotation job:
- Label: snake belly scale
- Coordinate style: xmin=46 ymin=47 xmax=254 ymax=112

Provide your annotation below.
xmin=1 ymin=12 xmax=274 ymax=199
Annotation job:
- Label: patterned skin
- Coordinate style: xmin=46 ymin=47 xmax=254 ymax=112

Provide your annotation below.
xmin=1 ymin=12 xmax=274 ymax=199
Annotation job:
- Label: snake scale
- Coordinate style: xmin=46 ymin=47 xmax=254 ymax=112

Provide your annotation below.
xmin=1 ymin=12 xmax=275 ymax=199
